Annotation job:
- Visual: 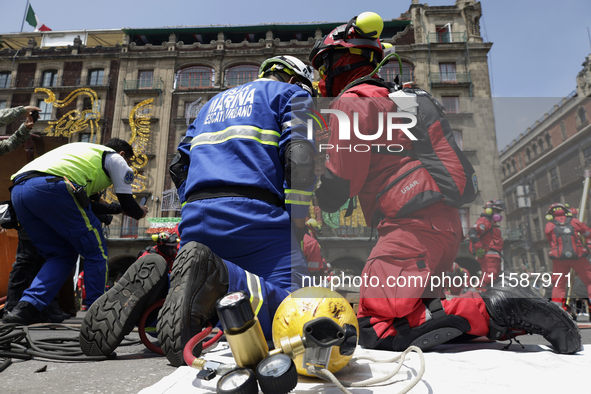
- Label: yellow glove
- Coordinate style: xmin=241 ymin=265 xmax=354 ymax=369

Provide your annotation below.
xmin=476 ymin=248 xmax=486 ymax=258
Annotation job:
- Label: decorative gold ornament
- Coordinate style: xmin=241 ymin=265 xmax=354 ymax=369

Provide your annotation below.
xmin=35 ymin=87 xmax=101 ymax=143
xmin=104 ymin=99 xmax=154 ymax=203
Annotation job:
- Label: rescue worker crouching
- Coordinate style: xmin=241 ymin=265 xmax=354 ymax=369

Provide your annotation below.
xmin=79 ymin=55 xmax=317 ymax=366
xmin=3 ymin=139 xmax=148 ymax=325
xmin=310 ymin=12 xmax=581 ymax=355
xmin=545 ymin=203 xmax=591 ymax=309
xmin=468 ymin=199 xmax=506 ymax=287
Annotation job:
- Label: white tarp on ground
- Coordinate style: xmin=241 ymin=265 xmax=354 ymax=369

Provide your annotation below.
xmin=139 ymin=342 xmax=590 ymax=393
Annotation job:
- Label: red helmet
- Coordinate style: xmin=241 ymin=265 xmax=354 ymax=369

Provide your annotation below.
xmin=547 ymin=203 xmax=569 ymax=216
xmin=309 ymin=15 xmax=383 ymax=96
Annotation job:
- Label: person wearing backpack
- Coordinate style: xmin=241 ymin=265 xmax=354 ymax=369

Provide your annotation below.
xmin=468 ymin=199 xmax=506 ymax=287
xmin=310 ymin=12 xmax=581 ymax=354
xmin=545 ymin=203 xmax=591 ymax=309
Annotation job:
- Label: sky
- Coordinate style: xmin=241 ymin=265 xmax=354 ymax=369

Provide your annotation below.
xmin=1 ymin=0 xmax=590 ymax=151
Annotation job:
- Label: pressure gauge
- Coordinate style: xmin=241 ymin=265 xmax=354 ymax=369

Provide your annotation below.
xmin=255 ymin=353 xmax=298 ymax=394
xmin=216 ymin=368 xmax=258 ymax=394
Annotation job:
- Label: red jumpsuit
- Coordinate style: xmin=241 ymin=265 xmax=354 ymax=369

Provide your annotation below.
xmin=303 ymin=233 xmax=329 ymax=277
xmin=471 ymin=215 xmax=503 ymax=286
xmin=316 ymin=76 xmax=490 ymax=350
xmin=545 ymin=213 xmax=591 ymax=305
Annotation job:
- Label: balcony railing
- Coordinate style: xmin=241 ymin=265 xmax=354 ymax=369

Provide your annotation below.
xmin=103 ymin=226 xmax=151 ymax=240
xmin=429 ymin=72 xmax=472 ymax=84
xmin=123 ymin=78 xmax=163 ymax=91
xmin=426 ymin=32 xmax=467 ymax=44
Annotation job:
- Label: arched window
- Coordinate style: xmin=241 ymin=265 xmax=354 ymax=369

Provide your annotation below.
xmin=545 ymin=133 xmax=552 ymax=149
xmin=512 ymin=159 xmax=516 ymax=172
xmin=42 ymin=70 xmax=58 ymax=87
xmin=380 ymin=62 xmax=414 ymax=85
xmin=525 ymin=148 xmax=531 ymax=162
xmin=175 ymin=66 xmax=215 ymax=89
xmin=532 ymin=143 xmax=538 ymax=155
xmin=538 ymin=137 xmax=545 ymax=150
xmin=225 ymin=65 xmax=258 ymax=87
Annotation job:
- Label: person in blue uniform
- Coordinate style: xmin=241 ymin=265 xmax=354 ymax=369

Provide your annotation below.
xmin=3 ymin=139 xmax=148 ymax=325
xmin=79 ymin=56 xmax=317 ymax=366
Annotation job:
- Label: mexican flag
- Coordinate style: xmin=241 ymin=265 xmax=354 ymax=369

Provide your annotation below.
xmin=25 ymin=4 xmax=52 ymax=32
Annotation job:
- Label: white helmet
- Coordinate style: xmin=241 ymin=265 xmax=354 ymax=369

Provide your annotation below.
xmin=259 ymin=55 xmax=315 ymax=96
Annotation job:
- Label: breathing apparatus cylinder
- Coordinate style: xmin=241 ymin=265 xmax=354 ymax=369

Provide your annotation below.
xmin=216 ymin=291 xmax=269 ymax=370
xmin=272 ymin=286 xmax=359 ymax=376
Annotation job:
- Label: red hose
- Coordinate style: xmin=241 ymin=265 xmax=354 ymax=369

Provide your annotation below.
xmin=138 ymin=299 xmax=165 ymax=355
xmin=183 ymin=322 xmax=213 ymax=367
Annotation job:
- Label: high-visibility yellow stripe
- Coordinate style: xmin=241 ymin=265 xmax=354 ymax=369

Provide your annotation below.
xmin=190 ymin=126 xmax=280 ymax=149
xmin=246 ymin=272 xmax=263 ymax=317
xmin=285 ymin=189 xmax=313 ymax=195
xmin=67 ymin=182 xmax=109 ymax=290
xmin=285 ymin=200 xmax=311 ymax=206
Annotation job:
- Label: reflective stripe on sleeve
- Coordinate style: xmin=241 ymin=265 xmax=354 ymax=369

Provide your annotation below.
xmin=246 ymin=271 xmax=263 ymax=317
xmin=285 ymin=189 xmax=313 ymax=206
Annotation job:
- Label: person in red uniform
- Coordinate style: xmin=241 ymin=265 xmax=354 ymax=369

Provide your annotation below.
xmin=137 ymin=231 xmax=180 ymax=272
xmin=309 ymin=12 xmax=581 ymax=354
xmin=545 ymin=203 xmax=591 ymax=309
xmin=302 ymin=218 xmax=332 ymax=279
xmin=468 ymin=199 xmax=506 ymax=287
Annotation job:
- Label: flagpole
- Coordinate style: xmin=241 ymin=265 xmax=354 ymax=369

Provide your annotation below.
xmin=20 ymin=0 xmax=30 ymax=33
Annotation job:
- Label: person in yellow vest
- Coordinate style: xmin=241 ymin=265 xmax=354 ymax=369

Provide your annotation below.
xmin=2 ymin=139 xmax=149 ymax=325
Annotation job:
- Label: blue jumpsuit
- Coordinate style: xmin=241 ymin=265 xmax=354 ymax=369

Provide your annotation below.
xmin=176 ymin=79 xmax=313 ymax=337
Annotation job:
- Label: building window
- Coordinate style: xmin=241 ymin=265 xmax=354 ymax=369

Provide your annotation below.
xmin=0 ymin=72 xmax=11 ymax=88
xmin=436 ymin=24 xmax=452 ymax=43
xmin=532 ymin=218 xmax=540 ymax=241
xmin=511 ymin=159 xmax=516 ymax=172
xmin=225 ymin=65 xmax=258 ymax=87
xmin=0 ymin=100 xmax=6 ymax=110
xmin=452 ymin=130 xmax=463 ymax=150
xmin=458 ymin=208 xmax=469 ymax=235
xmin=577 ymin=106 xmax=588 ymax=127
xmin=502 ymin=167 xmax=506 ymax=177
xmin=138 ymin=70 xmax=154 ymax=89
xmin=175 ymin=66 xmax=214 ymax=89
xmin=526 ymin=148 xmax=531 ymax=162
xmin=80 ymin=133 xmax=97 ymax=143
xmin=83 ymin=97 xmax=100 ymax=120
xmin=121 ymin=215 xmax=139 ymax=238
xmin=42 ymin=70 xmax=58 ymax=87
xmin=560 ymin=120 xmax=567 ymax=141
xmin=88 ymin=69 xmax=105 ymax=86
xmin=532 ymin=143 xmax=538 ymax=155
xmin=549 ymin=167 xmax=559 ymax=190
xmin=37 ymin=99 xmax=53 ymax=120
xmin=545 ymin=133 xmax=552 ymax=149
xmin=439 ymin=63 xmax=456 ymax=82
xmin=441 ymin=96 xmax=459 ymax=114
xmin=583 ymin=145 xmax=591 ymax=159
xmin=381 ymin=62 xmax=414 ymax=85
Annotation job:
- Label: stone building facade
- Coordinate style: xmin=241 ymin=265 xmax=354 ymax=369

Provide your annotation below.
xmin=0 ymin=0 xmax=500 ymax=270
xmin=499 ymin=54 xmax=591 ymax=273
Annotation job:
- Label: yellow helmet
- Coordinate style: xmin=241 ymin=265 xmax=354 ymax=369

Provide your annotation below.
xmin=272 ymin=287 xmax=358 ymax=376
xmin=305 ymin=218 xmax=321 ymax=231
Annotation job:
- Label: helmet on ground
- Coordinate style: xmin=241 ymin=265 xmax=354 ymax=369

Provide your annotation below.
xmin=259 ymin=55 xmax=315 ymax=95
xmin=547 ymin=203 xmax=569 ymax=216
xmin=272 ymin=286 xmax=358 ymax=376
xmin=483 ymin=199 xmax=506 ymax=214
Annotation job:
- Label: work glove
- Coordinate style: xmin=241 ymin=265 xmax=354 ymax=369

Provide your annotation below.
xmin=476 ymin=248 xmax=486 ymax=258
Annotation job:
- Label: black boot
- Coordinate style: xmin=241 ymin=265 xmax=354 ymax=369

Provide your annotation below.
xmin=482 ymin=283 xmax=582 ymax=354
xmin=2 ymin=301 xmax=44 ymax=325
xmin=79 ymin=254 xmax=169 ymax=356
xmin=157 ymin=242 xmax=229 ymax=367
